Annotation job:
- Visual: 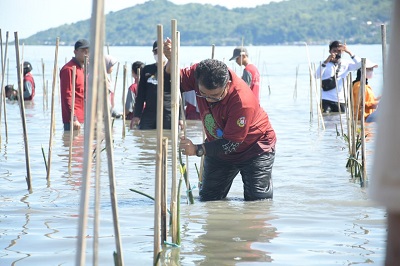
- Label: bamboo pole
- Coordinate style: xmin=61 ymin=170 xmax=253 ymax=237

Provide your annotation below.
xmin=303 ymin=42 xmax=313 ymax=120
xmin=68 ymin=66 xmax=77 ymax=171
xmin=360 ymin=58 xmax=367 ymax=186
xmin=0 ymin=30 xmax=7 ymax=143
xmin=42 ymin=59 xmax=46 ymax=111
xmin=46 ymin=37 xmax=59 ymax=182
xmin=122 ymin=64 xmax=127 ymax=138
xmin=381 ymin=24 xmax=387 ymax=83
xmin=103 ymin=60 xmax=125 ymax=266
xmin=1 ymin=31 xmax=10 ymax=141
xmin=76 ymin=0 xmax=103 ymax=264
xmin=14 ymin=32 xmax=32 ymax=192
xmin=170 ymin=19 xmax=179 ymax=244
xmin=161 ymin=137 xmax=168 ymax=243
xmin=154 ymin=24 xmax=164 ymax=264
xmin=314 ymin=62 xmax=325 ymax=130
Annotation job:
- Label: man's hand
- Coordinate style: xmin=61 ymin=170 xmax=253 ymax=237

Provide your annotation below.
xmin=73 ymin=120 xmax=81 ymax=130
xmin=130 ymin=117 xmax=140 ymax=129
xmin=179 ymin=135 xmax=196 ymax=156
xmin=163 ymin=37 xmax=172 ymax=60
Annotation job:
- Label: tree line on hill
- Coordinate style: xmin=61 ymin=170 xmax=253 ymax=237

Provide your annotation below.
xmin=22 ymin=0 xmax=392 ymax=47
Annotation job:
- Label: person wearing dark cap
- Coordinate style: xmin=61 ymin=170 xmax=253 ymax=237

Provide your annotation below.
xmin=5 ymin=84 xmax=18 ymax=101
xmin=315 ymin=40 xmax=361 ymax=113
xmin=229 ymin=47 xmax=260 ymax=102
xmin=130 ymin=41 xmax=172 ymax=129
xmin=22 ymin=61 xmax=35 ymax=100
xmin=60 ymin=39 xmax=89 ymax=131
xmin=164 ymin=38 xmax=276 ymax=202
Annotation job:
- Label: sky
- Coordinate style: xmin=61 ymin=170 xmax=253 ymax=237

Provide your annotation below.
xmin=0 ymin=0 xmax=279 ymax=39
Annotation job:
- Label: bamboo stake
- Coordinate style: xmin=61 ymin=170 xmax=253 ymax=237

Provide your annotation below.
xmin=122 ymin=64 xmax=127 ymax=138
xmin=103 ymin=59 xmax=125 ymax=266
xmin=303 ymin=42 xmax=313 ymax=120
xmin=14 ymin=32 xmax=32 ymax=192
xmin=314 ymin=62 xmax=325 ymax=130
xmin=0 ymin=31 xmax=4 ymax=143
xmin=46 ymin=37 xmax=59 ymax=182
xmin=0 ymin=31 xmax=9 ymax=142
xmin=161 ymin=137 xmax=168 ymax=243
xmin=76 ymin=0 xmax=103 ymax=264
xmin=170 ymin=19 xmax=179 ymax=244
xmin=381 ymin=24 xmax=387 ymax=83
xmin=360 ymin=58 xmax=367 ymax=186
xmin=154 ymin=24 xmax=164 ymax=264
xmin=0 ymin=29 xmax=3 ymax=144
xmin=68 ymin=66 xmax=77 ymax=171
xmin=42 ymin=59 xmax=45 ymax=111
xmin=293 ymin=65 xmax=298 ymax=100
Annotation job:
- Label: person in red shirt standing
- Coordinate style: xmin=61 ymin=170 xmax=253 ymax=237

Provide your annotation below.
xmin=165 ymin=41 xmax=276 ymax=201
xmin=22 ymin=61 xmax=35 ymax=100
xmin=125 ymin=61 xmax=144 ymax=120
xmin=60 ymin=39 xmax=89 ymax=131
xmin=229 ymin=47 xmax=260 ymax=102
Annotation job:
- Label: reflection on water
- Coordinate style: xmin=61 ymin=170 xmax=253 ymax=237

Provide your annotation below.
xmin=0 ymin=45 xmax=387 ymax=265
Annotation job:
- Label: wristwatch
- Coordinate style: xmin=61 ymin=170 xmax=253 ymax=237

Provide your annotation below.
xmin=196 ymin=144 xmax=204 ymax=157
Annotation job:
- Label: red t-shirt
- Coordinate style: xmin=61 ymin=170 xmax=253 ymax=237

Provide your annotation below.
xmin=60 ymin=58 xmax=86 ymax=124
xmin=23 ymin=72 xmax=35 ymax=100
xmin=180 ymin=64 xmax=276 ymax=162
xmin=245 ymin=63 xmax=260 ymax=101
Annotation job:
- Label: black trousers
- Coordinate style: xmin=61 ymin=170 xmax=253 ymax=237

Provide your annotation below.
xmin=322 ymin=99 xmax=346 ymax=113
xmin=199 ymin=151 xmax=275 ymax=201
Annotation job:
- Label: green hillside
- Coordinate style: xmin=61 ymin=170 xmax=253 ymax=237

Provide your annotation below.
xmin=22 ymin=0 xmax=392 ymax=46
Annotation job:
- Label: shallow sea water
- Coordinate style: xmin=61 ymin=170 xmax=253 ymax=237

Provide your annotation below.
xmin=0 ymin=44 xmax=386 ymax=265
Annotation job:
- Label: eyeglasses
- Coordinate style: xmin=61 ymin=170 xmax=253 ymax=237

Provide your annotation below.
xmin=196 ymin=82 xmax=228 ymax=102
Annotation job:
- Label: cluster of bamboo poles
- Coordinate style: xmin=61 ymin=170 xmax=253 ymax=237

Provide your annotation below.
xmin=301 ymin=25 xmax=388 ymax=188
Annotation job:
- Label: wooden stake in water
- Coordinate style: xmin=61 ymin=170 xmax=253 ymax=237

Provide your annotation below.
xmin=0 ymin=31 xmax=10 ymax=142
xmin=14 ymin=32 xmax=32 ymax=192
xmin=170 ymin=19 xmax=179 ymax=244
xmin=121 ymin=64 xmax=127 ymax=138
xmin=161 ymin=137 xmax=168 ymax=243
xmin=154 ymin=24 xmax=164 ymax=264
xmin=68 ymin=66 xmax=76 ymax=172
xmin=359 ymin=58 xmax=367 ymax=186
xmin=46 ymin=37 xmax=59 ymax=182
xmin=76 ymin=0 xmax=103 ymax=264
xmin=381 ymin=24 xmax=387 ymax=82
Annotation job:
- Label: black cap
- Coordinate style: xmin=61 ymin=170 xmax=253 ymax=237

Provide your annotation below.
xmin=23 ymin=61 xmax=32 ymax=72
xmin=152 ymin=41 xmax=157 ymax=51
xmin=75 ymin=39 xmax=90 ymax=50
xmin=229 ymin=47 xmax=248 ymax=61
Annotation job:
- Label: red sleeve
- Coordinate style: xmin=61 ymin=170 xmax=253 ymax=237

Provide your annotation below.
xmin=60 ymin=66 xmax=73 ymax=121
xmin=180 ymin=64 xmax=197 ymax=92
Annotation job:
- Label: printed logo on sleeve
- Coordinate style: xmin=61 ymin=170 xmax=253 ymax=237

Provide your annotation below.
xmin=237 ymin=117 xmax=246 ymax=127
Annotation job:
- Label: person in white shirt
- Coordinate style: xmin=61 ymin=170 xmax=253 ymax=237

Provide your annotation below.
xmin=315 ymin=41 xmax=361 ymax=113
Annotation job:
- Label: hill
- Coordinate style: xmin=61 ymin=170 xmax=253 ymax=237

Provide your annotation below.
xmin=22 ymin=0 xmax=392 ymax=46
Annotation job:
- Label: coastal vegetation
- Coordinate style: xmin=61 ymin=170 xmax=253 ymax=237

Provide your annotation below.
xmin=22 ymin=0 xmax=392 ymax=47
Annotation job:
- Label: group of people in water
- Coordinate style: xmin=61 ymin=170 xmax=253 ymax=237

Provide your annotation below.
xmin=2 ymin=38 xmax=380 ymax=203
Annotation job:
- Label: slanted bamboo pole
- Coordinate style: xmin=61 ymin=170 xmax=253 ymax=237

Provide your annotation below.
xmin=381 ymin=24 xmax=387 ymax=83
xmin=0 ymin=31 xmax=9 ymax=142
xmin=76 ymin=0 xmax=103 ymax=264
xmin=41 ymin=59 xmax=46 ymax=111
xmin=170 ymin=19 xmax=179 ymax=244
xmin=14 ymin=32 xmax=32 ymax=192
xmin=0 ymin=31 xmax=5 ymax=142
xmin=122 ymin=64 xmax=127 ymax=138
xmin=46 ymin=37 xmax=59 ymax=182
xmin=68 ymin=66 xmax=77 ymax=171
xmin=103 ymin=59 xmax=124 ymax=266
xmin=360 ymin=58 xmax=367 ymax=186
xmin=154 ymin=24 xmax=164 ymax=264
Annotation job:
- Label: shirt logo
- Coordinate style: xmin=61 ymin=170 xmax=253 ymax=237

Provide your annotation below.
xmin=237 ymin=117 xmax=246 ymax=127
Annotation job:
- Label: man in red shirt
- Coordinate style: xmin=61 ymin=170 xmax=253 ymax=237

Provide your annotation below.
xmin=165 ymin=40 xmax=276 ymax=201
xmin=60 ymin=39 xmax=89 ymax=131
xmin=229 ymin=47 xmax=260 ymax=102
xmin=22 ymin=61 xmax=35 ymax=100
